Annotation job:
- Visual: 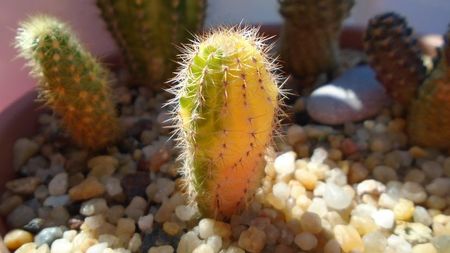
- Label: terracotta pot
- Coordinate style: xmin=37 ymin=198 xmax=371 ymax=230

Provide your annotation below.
xmin=0 ymin=24 xmax=442 ymax=251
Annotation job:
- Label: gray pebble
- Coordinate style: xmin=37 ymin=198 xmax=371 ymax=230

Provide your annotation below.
xmin=23 ymin=218 xmax=45 ymax=233
xmin=34 ymin=226 xmax=65 ymax=246
xmin=7 ymin=204 xmax=36 ymax=228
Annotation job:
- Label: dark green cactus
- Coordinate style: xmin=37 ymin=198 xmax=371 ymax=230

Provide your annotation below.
xmin=16 ymin=15 xmax=120 ymax=150
xmin=170 ymin=27 xmax=284 ymax=220
xmin=96 ymin=0 xmax=206 ymax=89
xmin=278 ymin=0 xmax=354 ymax=89
xmin=364 ymin=12 xmax=427 ymax=105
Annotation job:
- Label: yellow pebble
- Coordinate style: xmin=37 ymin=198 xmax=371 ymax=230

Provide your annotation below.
xmin=334 ymin=225 xmax=364 ymax=253
xmin=393 ymin=198 xmax=415 ymax=221
xmin=163 ymin=221 xmax=181 ymax=236
xmin=412 ymin=243 xmax=437 ymax=253
xmin=350 ymin=216 xmax=377 ymax=236
xmin=4 ymin=229 xmax=34 ymax=250
xmin=294 ymin=169 xmax=317 ymax=190
xmin=14 ymin=242 xmax=36 ymax=253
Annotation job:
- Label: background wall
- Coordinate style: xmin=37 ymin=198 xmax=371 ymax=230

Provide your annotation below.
xmin=0 ymin=0 xmax=449 ymax=111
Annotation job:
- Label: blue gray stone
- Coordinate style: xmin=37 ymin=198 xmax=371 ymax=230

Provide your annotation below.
xmin=307 ymin=66 xmax=389 ymax=125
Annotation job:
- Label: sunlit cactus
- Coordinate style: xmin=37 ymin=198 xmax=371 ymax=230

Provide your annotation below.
xmin=96 ymin=0 xmax=207 ymax=88
xmin=16 ymin=15 xmax=120 ymax=150
xmin=169 ymin=27 xmax=285 ymax=219
xmin=407 ymin=26 xmax=450 ymax=148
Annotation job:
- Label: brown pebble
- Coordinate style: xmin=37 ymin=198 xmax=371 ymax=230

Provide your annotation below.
xmin=340 ymin=138 xmax=358 ymax=156
xmin=4 ymin=229 xmax=33 ymax=250
xmin=122 ymin=172 xmax=151 ymax=200
xmin=69 ymin=177 xmax=105 ymax=201
xmin=5 ymin=177 xmax=40 ymax=195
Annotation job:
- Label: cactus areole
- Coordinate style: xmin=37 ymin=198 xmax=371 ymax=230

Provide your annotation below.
xmin=170 ymin=27 xmax=283 ymax=219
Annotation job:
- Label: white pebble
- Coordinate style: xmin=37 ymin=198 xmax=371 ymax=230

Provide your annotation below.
xmin=51 ymin=238 xmax=72 ymax=253
xmin=138 ymin=214 xmax=154 ymax=233
xmin=175 ymin=205 xmax=197 ymax=221
xmin=104 ymin=177 xmax=123 ymax=196
xmin=387 ymin=235 xmax=412 ymax=253
xmin=274 ymin=151 xmax=296 ymax=176
xmin=307 ymin=198 xmax=328 ymax=217
xmin=199 ymin=218 xmax=215 ymax=239
xmin=310 ymin=147 xmax=328 ymax=166
xmin=325 ymin=168 xmax=347 ymax=186
xmin=413 ymin=206 xmax=432 ymax=226
xmin=323 ymin=183 xmax=353 ymax=210
xmin=351 ymin=204 xmax=377 ymax=218
xmin=154 ymin=178 xmax=175 ymax=202
xmin=86 ymin=242 xmax=108 ymax=253
xmin=48 ymin=173 xmax=68 ymax=196
xmin=363 ymin=231 xmax=387 ymax=253
xmin=371 ymin=209 xmax=395 ymax=229
xmin=273 ymin=182 xmax=290 ymax=201
xmin=207 ymin=235 xmax=222 ymax=253
xmin=80 ymin=198 xmax=108 ymax=216
xmin=357 ymin=179 xmax=386 ymax=196
xmin=177 ymin=231 xmax=202 ymax=253
xmin=193 ymin=244 xmax=214 ymax=253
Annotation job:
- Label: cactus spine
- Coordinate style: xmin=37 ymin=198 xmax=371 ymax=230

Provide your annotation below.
xmin=16 ymin=16 xmax=120 ymax=150
xmin=364 ymin=12 xmax=427 ymax=105
xmin=278 ymin=0 xmax=354 ymax=89
xmin=407 ymin=27 xmax=450 ymax=148
xmin=96 ymin=0 xmax=206 ymax=88
xmin=170 ymin=27 xmax=283 ymax=219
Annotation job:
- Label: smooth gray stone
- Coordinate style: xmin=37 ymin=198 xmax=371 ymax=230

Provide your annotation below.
xmin=307 ymin=66 xmax=388 ymax=125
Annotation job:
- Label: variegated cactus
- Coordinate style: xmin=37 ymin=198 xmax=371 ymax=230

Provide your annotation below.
xmin=170 ymin=27 xmax=284 ymax=219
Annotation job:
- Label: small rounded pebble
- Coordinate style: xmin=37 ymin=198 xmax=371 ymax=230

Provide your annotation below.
xmin=393 ymin=198 xmax=415 ymax=221
xmin=363 ymin=231 xmax=387 ymax=253
xmin=48 ymin=173 xmax=69 ymax=196
xmin=300 ymin=212 xmax=322 ymax=234
xmin=80 ymin=198 xmax=108 ymax=216
xmin=412 ymin=243 xmax=437 ymax=253
xmin=7 ymin=205 xmax=36 ymax=228
xmin=6 ymin=177 xmax=41 ymax=195
xmin=426 ymin=178 xmax=450 ymax=197
xmin=50 ymin=238 xmax=72 ymax=253
xmin=175 ymin=205 xmax=197 ymax=221
xmin=372 ymin=165 xmax=397 ymax=183
xmin=401 ymin=182 xmax=427 ymax=204
xmin=294 ymin=232 xmax=318 ymax=251
xmin=199 ymin=218 xmax=215 ymax=239
xmin=68 ymin=177 xmax=105 ymax=201
xmin=14 ymin=242 xmax=37 ymax=253
xmin=4 ymin=229 xmax=34 ymax=250
xmin=35 ymin=227 xmax=64 ymax=246
xmin=86 ymin=242 xmax=108 ymax=253
xmin=333 ymin=225 xmax=364 ymax=252
xmin=238 ymin=226 xmax=266 ymax=253
xmin=138 ymin=214 xmax=154 ymax=233
xmin=324 ymin=239 xmax=341 ymax=253
xmin=192 ymin=244 xmax=214 ymax=253
xmin=274 ymin=151 xmax=296 ymax=176
xmin=286 ymin=125 xmax=307 ymax=145
xmin=323 ymin=183 xmax=353 ymax=210
xmin=371 ymin=209 xmax=395 ymax=229
xmin=295 ymin=169 xmax=318 ymax=190
xmin=414 ymin=206 xmax=433 ymax=226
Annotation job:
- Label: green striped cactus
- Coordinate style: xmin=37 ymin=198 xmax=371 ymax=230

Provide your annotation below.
xmin=97 ymin=0 xmax=207 ymax=88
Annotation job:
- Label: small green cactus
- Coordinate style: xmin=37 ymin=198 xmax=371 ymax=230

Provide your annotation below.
xmin=96 ymin=0 xmax=207 ymax=88
xmin=364 ymin=12 xmax=427 ymax=105
xmin=407 ymin=27 xmax=450 ymax=148
xmin=278 ymin=0 xmax=354 ymax=89
xmin=16 ymin=15 xmax=120 ymax=150
xmin=170 ymin=27 xmax=284 ymax=219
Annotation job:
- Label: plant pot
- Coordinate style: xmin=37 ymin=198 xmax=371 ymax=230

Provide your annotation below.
xmin=0 ymin=24 xmax=443 ymax=252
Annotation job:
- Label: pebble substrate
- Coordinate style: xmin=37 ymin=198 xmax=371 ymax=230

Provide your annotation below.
xmin=3 ymin=72 xmax=450 ymax=253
